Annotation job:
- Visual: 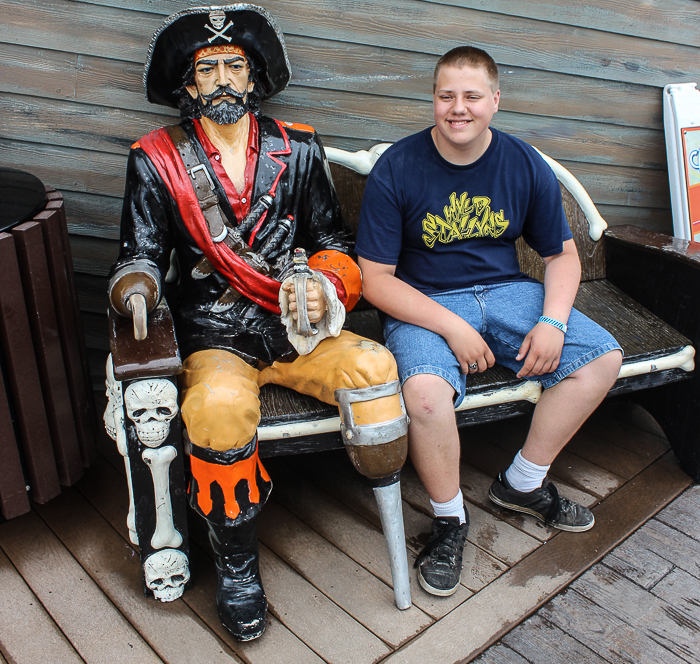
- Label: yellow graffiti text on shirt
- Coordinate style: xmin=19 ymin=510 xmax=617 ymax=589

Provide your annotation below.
xmin=422 ymin=192 xmax=509 ymax=249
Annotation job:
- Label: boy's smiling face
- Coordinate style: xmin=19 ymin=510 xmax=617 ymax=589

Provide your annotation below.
xmin=432 ymin=64 xmax=500 ymax=164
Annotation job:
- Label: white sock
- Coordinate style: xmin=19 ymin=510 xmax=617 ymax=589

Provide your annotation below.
xmin=505 ymin=450 xmax=550 ymax=492
xmin=430 ymin=489 xmax=466 ymax=524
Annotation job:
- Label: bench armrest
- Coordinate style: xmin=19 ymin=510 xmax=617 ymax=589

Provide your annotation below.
xmin=605 ymin=225 xmax=700 ymax=349
xmin=605 ymin=224 xmax=700 ymax=482
xmin=108 ymin=299 xmax=182 ymax=382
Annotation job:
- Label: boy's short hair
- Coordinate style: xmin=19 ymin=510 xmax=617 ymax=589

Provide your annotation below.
xmin=433 ymin=46 xmax=499 ymax=93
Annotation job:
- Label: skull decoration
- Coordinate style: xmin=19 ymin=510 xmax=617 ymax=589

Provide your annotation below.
xmin=143 ymin=548 xmax=190 ymax=602
xmin=209 ymin=8 xmax=226 ymax=29
xmin=124 ymin=379 xmax=179 ymax=447
xmin=104 ymin=355 xmax=123 ymax=444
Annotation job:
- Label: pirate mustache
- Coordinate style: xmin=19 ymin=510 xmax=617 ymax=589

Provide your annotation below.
xmin=200 ymin=85 xmax=247 ymax=104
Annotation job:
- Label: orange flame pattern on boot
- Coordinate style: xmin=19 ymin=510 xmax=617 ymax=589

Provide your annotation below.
xmin=190 ymin=448 xmax=271 ymax=520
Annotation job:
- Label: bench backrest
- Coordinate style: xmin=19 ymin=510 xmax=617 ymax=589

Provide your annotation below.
xmin=328 ymin=147 xmax=607 ymax=283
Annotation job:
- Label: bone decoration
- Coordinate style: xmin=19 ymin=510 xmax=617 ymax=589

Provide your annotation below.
xmin=104 ymin=355 xmax=124 ymax=448
xmin=534 ymin=147 xmax=608 ymax=241
xmin=143 ymin=445 xmax=183 ymax=550
xmin=124 ymin=379 xmax=179 ymax=447
xmin=144 ymin=548 xmax=190 ymax=602
xmin=104 ymin=355 xmax=138 ymax=545
xmin=325 ymin=143 xmax=392 ymax=176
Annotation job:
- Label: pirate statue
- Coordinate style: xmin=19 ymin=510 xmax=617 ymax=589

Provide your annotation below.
xmin=108 ymin=5 xmax=408 ymax=641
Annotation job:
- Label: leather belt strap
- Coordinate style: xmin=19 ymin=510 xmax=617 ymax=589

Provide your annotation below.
xmin=166 ymin=125 xmax=229 ymax=242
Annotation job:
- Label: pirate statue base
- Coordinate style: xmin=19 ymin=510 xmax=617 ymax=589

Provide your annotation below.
xmin=107 ymin=5 xmax=409 ymax=641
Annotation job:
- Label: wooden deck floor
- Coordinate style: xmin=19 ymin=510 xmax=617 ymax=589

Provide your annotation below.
xmin=0 ymin=400 xmax=694 ymax=664
xmin=474 ymin=484 xmax=700 ymax=664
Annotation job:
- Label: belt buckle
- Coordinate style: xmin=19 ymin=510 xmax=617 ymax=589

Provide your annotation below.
xmin=188 ymin=163 xmax=216 ymax=191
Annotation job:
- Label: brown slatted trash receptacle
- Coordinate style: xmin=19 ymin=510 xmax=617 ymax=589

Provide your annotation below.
xmin=0 ymin=168 xmax=97 ymax=520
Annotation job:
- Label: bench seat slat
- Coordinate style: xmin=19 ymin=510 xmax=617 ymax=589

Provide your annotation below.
xmin=575 ymin=280 xmax=690 ymax=356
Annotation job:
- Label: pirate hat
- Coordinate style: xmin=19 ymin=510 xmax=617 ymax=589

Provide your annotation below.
xmin=144 ymin=4 xmax=291 ymax=108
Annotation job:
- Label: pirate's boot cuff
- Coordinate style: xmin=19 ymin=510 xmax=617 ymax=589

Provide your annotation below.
xmin=188 ymin=435 xmax=272 ymax=528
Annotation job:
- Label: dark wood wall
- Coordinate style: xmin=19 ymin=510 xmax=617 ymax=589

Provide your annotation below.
xmin=1 ymin=0 xmax=699 ymax=383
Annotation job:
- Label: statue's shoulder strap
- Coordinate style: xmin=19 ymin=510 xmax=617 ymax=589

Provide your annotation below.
xmin=164 ymin=125 xmax=229 ymax=243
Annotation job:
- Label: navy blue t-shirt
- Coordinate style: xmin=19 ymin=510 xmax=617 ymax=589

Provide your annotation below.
xmin=355 ymin=127 xmax=572 ymax=294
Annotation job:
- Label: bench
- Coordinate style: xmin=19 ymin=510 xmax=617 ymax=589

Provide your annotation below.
xmin=105 ymin=143 xmax=698 ymax=609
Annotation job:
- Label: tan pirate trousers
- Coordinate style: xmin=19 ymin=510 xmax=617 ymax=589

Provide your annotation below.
xmin=180 ymin=331 xmax=402 ymax=451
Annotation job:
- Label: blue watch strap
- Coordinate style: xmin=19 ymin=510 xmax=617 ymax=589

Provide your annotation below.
xmin=538 ymin=316 xmax=567 ymax=333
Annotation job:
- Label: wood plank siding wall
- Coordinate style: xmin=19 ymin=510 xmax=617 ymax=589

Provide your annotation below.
xmin=1 ymin=0 xmax=699 ymax=385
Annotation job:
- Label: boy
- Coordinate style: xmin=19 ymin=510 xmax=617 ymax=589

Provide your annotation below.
xmin=355 ymin=46 xmax=622 ymax=597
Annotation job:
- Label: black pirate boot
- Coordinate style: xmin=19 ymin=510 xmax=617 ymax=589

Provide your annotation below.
xmin=188 ymin=436 xmax=272 ymax=641
xmin=207 ymin=518 xmax=267 ymax=640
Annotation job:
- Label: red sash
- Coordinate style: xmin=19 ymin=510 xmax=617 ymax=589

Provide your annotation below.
xmin=138 ymin=127 xmax=282 ymax=313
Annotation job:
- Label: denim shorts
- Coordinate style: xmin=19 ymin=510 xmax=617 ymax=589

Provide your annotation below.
xmin=383 ymin=281 xmax=622 ymax=408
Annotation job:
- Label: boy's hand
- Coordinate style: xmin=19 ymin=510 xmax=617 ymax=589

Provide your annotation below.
xmin=445 ymin=319 xmax=496 ymax=374
xmin=516 ymin=322 xmax=565 ymax=378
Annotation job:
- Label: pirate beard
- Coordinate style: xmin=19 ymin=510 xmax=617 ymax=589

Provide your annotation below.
xmin=197 ymin=86 xmax=250 ymax=125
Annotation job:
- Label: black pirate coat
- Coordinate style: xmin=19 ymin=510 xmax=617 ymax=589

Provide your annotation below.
xmin=112 ymin=115 xmax=355 ymax=365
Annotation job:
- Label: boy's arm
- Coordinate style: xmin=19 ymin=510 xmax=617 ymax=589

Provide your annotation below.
xmin=516 ymin=238 xmax=581 ymax=377
xmin=359 ymin=257 xmax=495 ymax=373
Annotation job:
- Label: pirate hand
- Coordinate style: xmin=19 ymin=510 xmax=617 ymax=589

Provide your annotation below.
xmin=279 ymin=270 xmax=345 ymax=355
xmin=281 ymin=279 xmax=327 ymax=323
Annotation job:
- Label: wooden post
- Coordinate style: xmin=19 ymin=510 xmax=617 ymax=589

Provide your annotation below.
xmin=0 ymin=233 xmax=60 ymax=504
xmin=12 ymin=221 xmax=83 ymax=487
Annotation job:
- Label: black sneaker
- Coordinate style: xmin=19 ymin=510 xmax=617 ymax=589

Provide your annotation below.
xmin=414 ymin=508 xmax=469 ymax=596
xmin=489 ymin=471 xmax=594 ymax=532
